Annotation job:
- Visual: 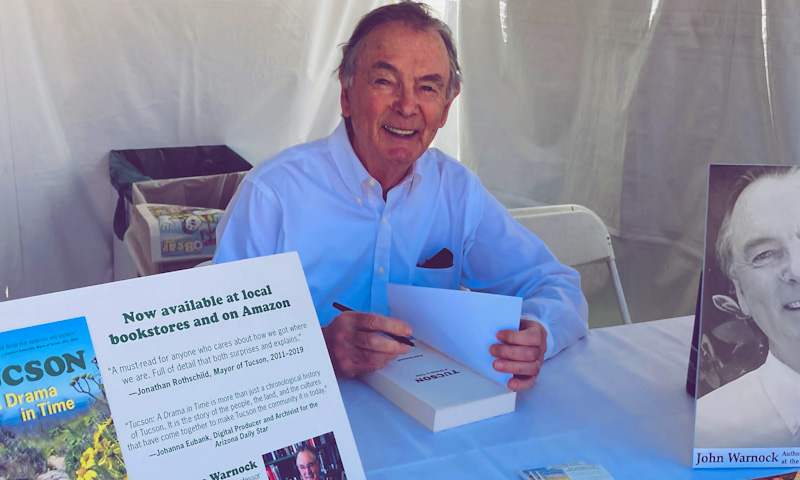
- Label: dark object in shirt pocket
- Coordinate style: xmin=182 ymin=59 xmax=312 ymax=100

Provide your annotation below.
xmin=417 ymin=248 xmax=453 ymax=269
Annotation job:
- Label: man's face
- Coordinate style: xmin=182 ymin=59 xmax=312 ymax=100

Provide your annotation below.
xmin=340 ymin=21 xmax=458 ymax=183
xmin=728 ymin=171 xmax=800 ymax=368
xmin=296 ymin=450 xmax=320 ymax=480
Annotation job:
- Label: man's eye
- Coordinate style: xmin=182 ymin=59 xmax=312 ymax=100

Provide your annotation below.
xmin=420 ymin=85 xmax=437 ymax=93
xmin=375 ymin=78 xmax=391 ymax=85
xmin=752 ymin=249 xmax=780 ymax=267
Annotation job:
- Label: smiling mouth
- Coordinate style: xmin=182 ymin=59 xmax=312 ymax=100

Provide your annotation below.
xmin=384 ymin=125 xmax=417 ymax=137
xmin=784 ymin=301 xmax=800 ymax=310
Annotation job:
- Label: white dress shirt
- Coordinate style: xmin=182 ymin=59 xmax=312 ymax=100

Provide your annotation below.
xmin=213 ymin=121 xmax=588 ymax=359
xmin=695 ymin=352 xmax=800 ymax=448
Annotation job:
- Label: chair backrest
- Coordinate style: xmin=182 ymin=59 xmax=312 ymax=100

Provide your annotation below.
xmin=509 ymin=205 xmax=614 ymax=267
xmin=510 ymin=204 xmax=632 ymax=326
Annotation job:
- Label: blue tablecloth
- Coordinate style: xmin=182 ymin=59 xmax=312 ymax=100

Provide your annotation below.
xmin=338 ymin=317 xmax=795 ymax=479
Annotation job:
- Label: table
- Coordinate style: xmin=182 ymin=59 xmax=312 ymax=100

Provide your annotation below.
xmin=338 ymin=316 xmax=795 ymax=479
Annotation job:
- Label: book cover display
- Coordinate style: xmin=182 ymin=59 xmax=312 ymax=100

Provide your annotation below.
xmin=0 ymin=317 xmax=126 ymax=480
xmin=693 ymin=165 xmax=800 ymax=468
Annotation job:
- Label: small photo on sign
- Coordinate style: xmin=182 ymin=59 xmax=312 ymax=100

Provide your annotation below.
xmin=262 ymin=431 xmax=344 ymax=480
xmin=695 ymin=165 xmax=800 ymax=449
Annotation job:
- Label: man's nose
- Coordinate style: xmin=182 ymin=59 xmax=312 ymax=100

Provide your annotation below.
xmin=394 ymin=84 xmax=418 ymax=117
xmin=781 ymin=249 xmax=800 ymax=283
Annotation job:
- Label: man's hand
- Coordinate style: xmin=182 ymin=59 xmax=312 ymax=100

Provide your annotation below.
xmin=322 ymin=311 xmax=412 ymax=378
xmin=489 ymin=319 xmax=547 ymax=391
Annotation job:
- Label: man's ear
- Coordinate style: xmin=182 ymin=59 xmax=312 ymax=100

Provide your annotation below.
xmin=438 ymin=85 xmax=460 ymax=128
xmin=731 ymin=276 xmax=752 ymax=317
xmin=340 ymin=80 xmax=351 ymax=118
xmin=712 ymin=295 xmax=746 ymax=319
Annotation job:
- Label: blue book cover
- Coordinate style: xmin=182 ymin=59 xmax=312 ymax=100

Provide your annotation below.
xmin=0 ymin=317 xmax=127 ymax=480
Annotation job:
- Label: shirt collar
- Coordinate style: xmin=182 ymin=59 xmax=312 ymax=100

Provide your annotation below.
xmin=327 ymin=120 xmax=429 ymax=199
xmin=759 ymin=352 xmax=800 ymax=436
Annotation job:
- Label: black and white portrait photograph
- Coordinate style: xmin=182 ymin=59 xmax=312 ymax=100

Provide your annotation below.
xmin=695 ymin=164 xmax=800 ymax=448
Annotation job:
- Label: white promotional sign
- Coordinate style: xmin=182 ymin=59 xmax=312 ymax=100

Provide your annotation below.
xmin=0 ymin=253 xmax=364 ymax=480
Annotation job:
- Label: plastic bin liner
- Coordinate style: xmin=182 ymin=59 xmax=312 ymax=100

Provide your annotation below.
xmin=123 ymin=172 xmax=247 ymax=275
xmin=109 ymin=145 xmax=251 ymax=240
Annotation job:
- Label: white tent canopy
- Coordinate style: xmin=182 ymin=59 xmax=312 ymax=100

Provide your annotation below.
xmin=1 ymin=0 xmax=798 ymax=324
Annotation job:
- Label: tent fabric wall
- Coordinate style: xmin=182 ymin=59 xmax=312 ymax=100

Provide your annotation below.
xmin=458 ymin=0 xmax=799 ymax=323
xmin=0 ymin=0 xmax=390 ymax=299
xmin=1 ymin=0 xmax=798 ymax=325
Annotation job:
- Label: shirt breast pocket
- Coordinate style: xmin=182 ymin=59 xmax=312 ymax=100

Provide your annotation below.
xmin=412 ymin=266 xmax=456 ymax=289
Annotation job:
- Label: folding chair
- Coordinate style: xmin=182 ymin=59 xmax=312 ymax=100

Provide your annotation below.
xmin=509 ymin=205 xmax=632 ymax=326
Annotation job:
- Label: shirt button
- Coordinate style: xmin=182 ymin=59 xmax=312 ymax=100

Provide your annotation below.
xmin=356 ymin=198 xmax=362 ymax=205
xmin=382 ymin=217 xmax=387 ymax=224
xmin=369 ymin=179 xmax=375 ymax=187
xmin=378 ymin=267 xmax=384 ymax=275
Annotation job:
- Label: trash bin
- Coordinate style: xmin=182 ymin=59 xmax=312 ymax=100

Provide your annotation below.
xmin=109 ymin=145 xmax=252 ymax=275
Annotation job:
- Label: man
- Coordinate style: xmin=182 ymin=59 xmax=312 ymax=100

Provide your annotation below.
xmin=214 ymin=2 xmax=588 ymax=391
xmin=695 ymin=166 xmax=800 ymax=448
xmin=295 ymin=445 xmax=322 ymax=480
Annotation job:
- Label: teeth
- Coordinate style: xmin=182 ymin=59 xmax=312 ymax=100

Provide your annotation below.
xmin=785 ymin=301 xmax=800 ymax=310
xmin=384 ymin=126 xmax=415 ymax=136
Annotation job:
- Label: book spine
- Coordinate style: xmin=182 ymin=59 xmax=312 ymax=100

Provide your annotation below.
xmin=266 ymin=465 xmax=277 ymax=480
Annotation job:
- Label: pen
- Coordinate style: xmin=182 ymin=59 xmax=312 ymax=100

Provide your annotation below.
xmin=332 ymin=302 xmax=415 ymax=347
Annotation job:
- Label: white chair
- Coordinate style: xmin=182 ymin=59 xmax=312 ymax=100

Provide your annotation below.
xmin=510 ymin=204 xmax=632 ymax=326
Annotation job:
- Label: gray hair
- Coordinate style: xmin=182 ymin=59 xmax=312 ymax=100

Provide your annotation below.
xmin=337 ymin=2 xmax=462 ymax=100
xmin=295 ymin=444 xmax=319 ymax=465
xmin=716 ymin=166 xmax=800 ymax=280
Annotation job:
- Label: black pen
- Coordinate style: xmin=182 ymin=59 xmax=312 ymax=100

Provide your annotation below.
xmin=332 ymin=302 xmax=415 ymax=347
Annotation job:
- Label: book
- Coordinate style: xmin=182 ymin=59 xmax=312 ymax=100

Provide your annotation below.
xmin=518 ymin=462 xmax=614 ymax=480
xmin=387 ymin=283 xmax=522 ymax=386
xmin=361 ymin=341 xmax=515 ymax=432
xmin=359 ymin=284 xmax=520 ymax=432
xmin=0 ymin=317 xmax=126 ymax=480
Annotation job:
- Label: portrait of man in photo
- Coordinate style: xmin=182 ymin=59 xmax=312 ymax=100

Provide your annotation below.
xmin=262 ymin=433 xmax=344 ymax=480
xmin=295 ymin=445 xmax=322 ymax=480
xmin=695 ymin=165 xmax=800 ymax=448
